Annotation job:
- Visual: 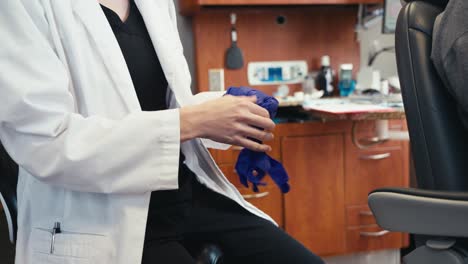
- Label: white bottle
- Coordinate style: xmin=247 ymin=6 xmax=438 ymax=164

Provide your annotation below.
xmin=302 ymin=73 xmax=317 ymax=95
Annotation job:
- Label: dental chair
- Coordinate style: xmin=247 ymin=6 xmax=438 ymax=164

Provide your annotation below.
xmin=0 ymin=143 xmax=223 ymax=264
xmin=368 ymin=0 xmax=468 ymax=263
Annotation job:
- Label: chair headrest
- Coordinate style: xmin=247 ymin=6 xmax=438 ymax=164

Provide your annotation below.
xmin=403 ymin=0 xmax=449 ymax=8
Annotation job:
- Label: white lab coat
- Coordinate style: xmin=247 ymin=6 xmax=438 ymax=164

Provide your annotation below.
xmin=0 ymin=0 xmax=274 ymax=263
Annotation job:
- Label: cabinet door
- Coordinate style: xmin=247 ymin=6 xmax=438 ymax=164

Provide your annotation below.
xmin=283 ymin=134 xmax=346 ymax=256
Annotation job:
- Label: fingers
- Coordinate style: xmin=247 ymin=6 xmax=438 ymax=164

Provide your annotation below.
xmin=245 ymin=95 xmax=257 ymax=103
xmin=232 ymin=95 xmax=270 ymax=119
xmin=238 ymin=96 xmax=270 ymax=118
xmin=242 ymin=113 xmax=276 ymax=131
xmin=232 ymin=135 xmax=272 ymax=152
xmin=238 ymin=124 xmax=274 ymax=142
xmin=248 ymin=103 xmax=270 ymax=118
xmin=231 ymin=95 xmax=257 ymax=103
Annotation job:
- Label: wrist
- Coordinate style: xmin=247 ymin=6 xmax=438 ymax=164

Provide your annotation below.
xmin=180 ymin=105 xmax=204 ymax=142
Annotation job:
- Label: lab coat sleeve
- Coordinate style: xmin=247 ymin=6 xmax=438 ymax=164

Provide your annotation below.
xmin=0 ymin=1 xmax=180 ymax=194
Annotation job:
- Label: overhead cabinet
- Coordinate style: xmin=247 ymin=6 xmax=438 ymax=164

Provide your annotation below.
xmin=180 ymin=0 xmax=384 ymax=15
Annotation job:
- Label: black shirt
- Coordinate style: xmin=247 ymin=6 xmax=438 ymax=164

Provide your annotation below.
xmin=101 ymin=1 xmax=167 ymax=111
xmin=101 ymin=1 xmax=193 ymax=241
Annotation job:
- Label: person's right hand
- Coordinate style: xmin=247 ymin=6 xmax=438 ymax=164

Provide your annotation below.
xmin=180 ymin=95 xmax=276 ymax=152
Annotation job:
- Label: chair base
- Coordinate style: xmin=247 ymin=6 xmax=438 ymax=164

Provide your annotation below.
xmin=404 ymin=244 xmax=468 ymax=264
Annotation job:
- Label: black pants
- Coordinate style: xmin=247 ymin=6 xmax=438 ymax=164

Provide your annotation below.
xmin=142 ymin=177 xmax=324 ymax=264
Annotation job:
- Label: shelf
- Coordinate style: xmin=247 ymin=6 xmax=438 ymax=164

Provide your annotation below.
xmin=180 ymin=0 xmax=383 ymax=15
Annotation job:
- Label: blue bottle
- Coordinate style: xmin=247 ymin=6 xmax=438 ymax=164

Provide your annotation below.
xmin=338 ymin=64 xmax=356 ymax=97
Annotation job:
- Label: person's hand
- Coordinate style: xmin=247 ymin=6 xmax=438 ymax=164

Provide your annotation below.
xmin=180 ymin=95 xmax=275 ymax=152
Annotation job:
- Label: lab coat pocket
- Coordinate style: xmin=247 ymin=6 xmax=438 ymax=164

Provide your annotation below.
xmin=30 ymin=228 xmax=110 ymax=264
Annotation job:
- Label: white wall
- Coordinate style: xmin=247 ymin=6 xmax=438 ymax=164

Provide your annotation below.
xmin=358 ymin=17 xmax=398 ymax=79
xmin=173 ymin=0 xmax=196 ymax=91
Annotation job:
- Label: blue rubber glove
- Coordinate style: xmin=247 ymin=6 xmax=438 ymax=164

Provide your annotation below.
xmin=226 ymin=87 xmax=290 ymax=193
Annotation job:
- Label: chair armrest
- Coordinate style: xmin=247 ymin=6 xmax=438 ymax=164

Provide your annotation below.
xmin=369 ymin=187 xmax=468 ymax=237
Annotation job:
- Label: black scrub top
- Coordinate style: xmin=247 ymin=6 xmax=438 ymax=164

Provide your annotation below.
xmin=101 ymin=1 xmax=194 ymax=241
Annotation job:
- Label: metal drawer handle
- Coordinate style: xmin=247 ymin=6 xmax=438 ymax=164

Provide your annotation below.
xmin=360 ymin=137 xmax=381 ymax=144
xmin=359 ymin=153 xmax=391 ymax=160
xmin=359 ymin=211 xmax=374 ymax=216
xmin=242 ymin=192 xmax=270 ymax=199
xmin=360 ymin=230 xmax=390 ymax=237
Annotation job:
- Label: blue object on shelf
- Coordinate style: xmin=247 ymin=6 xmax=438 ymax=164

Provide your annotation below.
xmin=339 ymin=79 xmax=357 ymax=97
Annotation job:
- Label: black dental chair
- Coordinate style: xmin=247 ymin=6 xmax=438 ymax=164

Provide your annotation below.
xmin=368 ymin=0 xmax=468 ymax=263
xmin=0 ymin=143 xmax=223 ymax=264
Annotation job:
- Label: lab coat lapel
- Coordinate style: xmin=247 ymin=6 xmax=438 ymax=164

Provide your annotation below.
xmin=72 ymin=0 xmax=141 ymax=112
xmin=135 ymin=0 xmax=195 ymax=106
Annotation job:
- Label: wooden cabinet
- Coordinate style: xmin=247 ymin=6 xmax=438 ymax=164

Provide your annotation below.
xmin=282 ymin=135 xmax=346 ymax=256
xmin=209 ymin=120 xmax=410 ymax=257
xmin=180 ymin=0 xmax=383 ymax=15
xmin=343 ymin=121 xmax=409 ymax=253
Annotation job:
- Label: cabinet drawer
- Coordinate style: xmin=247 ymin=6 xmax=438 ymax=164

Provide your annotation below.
xmin=346 ymin=205 xmax=376 ymax=227
xmin=350 ymin=120 xmax=406 ymax=151
xmin=219 ymin=165 xmax=283 ymax=226
xmin=346 ymin=225 xmax=403 ymax=252
xmin=345 ymin=148 xmax=404 ymax=205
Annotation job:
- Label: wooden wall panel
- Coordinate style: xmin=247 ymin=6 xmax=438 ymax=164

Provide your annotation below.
xmin=193 ymin=6 xmax=361 ymax=95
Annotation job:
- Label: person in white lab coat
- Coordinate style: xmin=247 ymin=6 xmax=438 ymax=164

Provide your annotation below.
xmin=0 ymin=0 xmax=324 ymax=263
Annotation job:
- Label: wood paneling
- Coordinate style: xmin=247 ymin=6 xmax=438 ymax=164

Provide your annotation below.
xmin=283 ymin=134 xmax=346 ymax=256
xmin=193 ymin=6 xmax=361 ymax=95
